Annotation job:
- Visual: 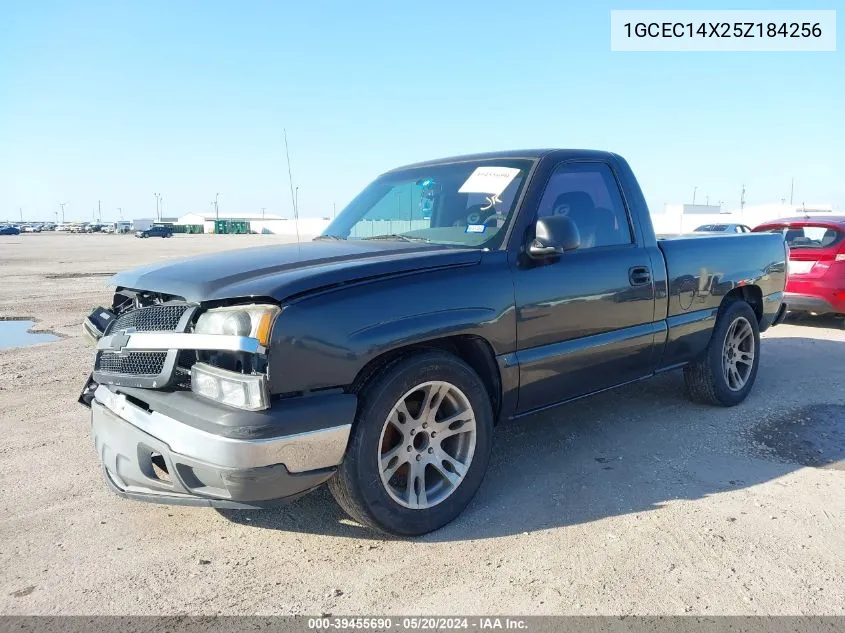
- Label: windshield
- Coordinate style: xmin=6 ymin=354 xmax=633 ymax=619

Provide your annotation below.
xmin=761 ymin=224 xmax=843 ymax=249
xmin=319 ymin=159 xmax=533 ymax=248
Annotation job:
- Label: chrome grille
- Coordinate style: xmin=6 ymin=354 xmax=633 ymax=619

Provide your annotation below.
xmin=96 ymin=351 xmax=167 ymax=376
xmin=111 ymin=304 xmax=189 ymax=333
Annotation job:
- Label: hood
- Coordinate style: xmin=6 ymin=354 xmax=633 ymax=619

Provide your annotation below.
xmin=111 ymin=239 xmax=482 ymax=303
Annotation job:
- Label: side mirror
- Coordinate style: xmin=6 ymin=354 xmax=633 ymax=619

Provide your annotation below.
xmin=527 ymin=215 xmax=580 ymax=259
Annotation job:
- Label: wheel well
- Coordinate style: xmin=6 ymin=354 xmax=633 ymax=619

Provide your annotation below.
xmin=722 ymin=285 xmax=763 ymax=322
xmin=348 ymin=335 xmax=502 ymax=422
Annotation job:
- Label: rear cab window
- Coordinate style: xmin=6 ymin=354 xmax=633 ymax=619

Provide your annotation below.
xmin=760 ymin=224 xmax=843 ymax=250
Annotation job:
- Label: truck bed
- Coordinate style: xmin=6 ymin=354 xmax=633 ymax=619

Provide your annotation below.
xmin=654 ymin=231 xmax=787 ymax=370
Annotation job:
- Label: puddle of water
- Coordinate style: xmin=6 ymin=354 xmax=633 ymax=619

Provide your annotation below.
xmin=0 ymin=320 xmax=59 ymax=350
xmin=749 ymin=404 xmax=845 ymax=470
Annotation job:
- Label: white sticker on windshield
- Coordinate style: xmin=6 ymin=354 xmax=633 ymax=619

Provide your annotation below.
xmin=458 ymin=167 xmax=520 ymax=196
xmin=466 ymin=224 xmax=487 ymax=233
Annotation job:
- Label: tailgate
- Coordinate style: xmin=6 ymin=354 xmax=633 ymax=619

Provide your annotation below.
xmin=788 ymin=252 xmax=828 ymax=278
xmin=784 ymin=225 xmax=845 ymax=279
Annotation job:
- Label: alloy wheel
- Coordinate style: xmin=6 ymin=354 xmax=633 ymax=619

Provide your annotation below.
xmin=377 ymin=381 xmax=477 ymax=509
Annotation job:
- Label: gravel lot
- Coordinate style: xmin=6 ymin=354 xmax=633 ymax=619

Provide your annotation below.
xmin=1 ymin=233 xmax=843 ymax=615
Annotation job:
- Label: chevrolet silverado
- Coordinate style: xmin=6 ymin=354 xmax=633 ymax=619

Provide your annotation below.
xmin=80 ymin=149 xmax=788 ymax=535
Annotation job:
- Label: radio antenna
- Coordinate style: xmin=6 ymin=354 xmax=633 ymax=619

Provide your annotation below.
xmin=283 ymin=128 xmax=301 ymax=248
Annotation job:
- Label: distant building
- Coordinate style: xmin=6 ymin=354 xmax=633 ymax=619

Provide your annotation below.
xmin=664 ymin=204 xmax=722 ymax=215
xmin=131 ymin=218 xmax=157 ymax=232
xmin=177 ymin=211 xmax=283 ymax=224
xmin=174 ymin=212 xmax=330 ymax=237
xmin=175 ymin=211 xmax=283 ymax=234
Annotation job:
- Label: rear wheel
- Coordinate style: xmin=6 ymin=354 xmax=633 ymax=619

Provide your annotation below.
xmin=329 ymin=351 xmax=493 ymax=536
xmin=684 ymin=300 xmax=761 ymax=406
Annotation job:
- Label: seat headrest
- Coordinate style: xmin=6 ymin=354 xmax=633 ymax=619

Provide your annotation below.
xmin=552 ymin=192 xmax=595 ymax=220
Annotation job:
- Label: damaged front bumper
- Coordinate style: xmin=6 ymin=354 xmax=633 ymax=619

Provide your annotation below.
xmin=86 ymin=383 xmax=356 ymax=508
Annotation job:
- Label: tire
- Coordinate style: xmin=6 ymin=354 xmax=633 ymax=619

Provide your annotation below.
xmin=328 ymin=350 xmax=494 ymax=536
xmin=683 ymin=300 xmax=761 ymax=406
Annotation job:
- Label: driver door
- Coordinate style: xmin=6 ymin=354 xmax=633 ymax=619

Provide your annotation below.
xmin=512 ymin=160 xmax=658 ymax=413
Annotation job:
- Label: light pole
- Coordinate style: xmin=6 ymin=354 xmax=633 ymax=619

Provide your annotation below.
xmin=261 ymin=207 xmax=266 ymax=220
xmin=692 ymin=186 xmax=698 ymax=205
xmin=118 ymin=207 xmax=123 ymax=220
xmin=59 ymin=202 xmax=66 ymax=223
xmin=214 ymin=193 xmax=220 ymax=221
xmin=154 ymin=193 xmax=161 ymax=221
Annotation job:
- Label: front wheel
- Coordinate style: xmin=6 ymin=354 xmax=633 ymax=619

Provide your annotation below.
xmin=684 ymin=300 xmax=761 ymax=406
xmin=328 ymin=351 xmax=494 ymax=536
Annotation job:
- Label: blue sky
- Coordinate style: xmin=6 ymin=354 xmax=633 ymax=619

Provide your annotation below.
xmin=1 ymin=0 xmax=842 ymax=223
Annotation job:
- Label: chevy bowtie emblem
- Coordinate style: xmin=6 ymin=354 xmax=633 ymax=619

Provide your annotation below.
xmin=110 ymin=331 xmax=131 ymax=351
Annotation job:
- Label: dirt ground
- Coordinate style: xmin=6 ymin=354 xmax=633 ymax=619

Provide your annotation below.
xmin=1 ymin=233 xmax=843 ymax=615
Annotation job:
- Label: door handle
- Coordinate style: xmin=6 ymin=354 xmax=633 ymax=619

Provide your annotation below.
xmin=629 ymin=266 xmax=651 ymax=286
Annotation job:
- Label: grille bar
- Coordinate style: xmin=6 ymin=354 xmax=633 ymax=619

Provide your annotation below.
xmin=96 ymin=351 xmax=167 ymax=376
xmin=110 ymin=304 xmax=189 ymax=333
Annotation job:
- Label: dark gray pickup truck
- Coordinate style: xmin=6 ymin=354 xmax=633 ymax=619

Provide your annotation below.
xmin=80 ymin=149 xmax=788 ymax=535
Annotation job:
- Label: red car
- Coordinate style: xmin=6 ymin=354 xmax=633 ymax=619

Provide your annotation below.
xmin=752 ymin=216 xmax=845 ymax=320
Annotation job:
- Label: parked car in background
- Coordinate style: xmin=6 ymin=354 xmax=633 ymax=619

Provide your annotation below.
xmin=753 ymin=216 xmax=845 ymax=323
xmin=135 ymin=224 xmax=173 ymax=238
xmin=0 ymin=225 xmax=21 ymax=235
xmin=21 ymin=224 xmax=41 ymax=233
xmin=694 ymin=223 xmax=753 ymax=234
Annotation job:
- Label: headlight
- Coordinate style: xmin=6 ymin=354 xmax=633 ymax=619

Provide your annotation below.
xmin=191 ymin=363 xmax=269 ymax=410
xmin=194 ymin=305 xmax=280 ymax=346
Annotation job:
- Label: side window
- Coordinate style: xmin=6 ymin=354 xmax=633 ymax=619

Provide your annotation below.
xmin=537 ymin=162 xmax=632 ymax=249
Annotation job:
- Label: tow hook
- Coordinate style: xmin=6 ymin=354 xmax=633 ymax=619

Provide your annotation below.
xmin=78 ymin=373 xmax=99 ymax=408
